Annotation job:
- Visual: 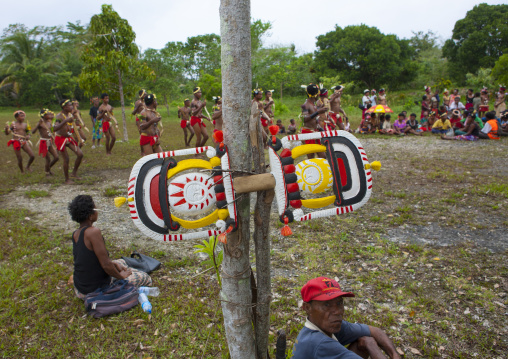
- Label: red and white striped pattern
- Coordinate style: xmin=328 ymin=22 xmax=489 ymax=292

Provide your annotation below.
xmin=155 ymin=146 xmax=214 ymax=159
xmin=163 ymin=229 xmax=222 ymax=241
xmin=295 ymin=205 xmax=354 ymax=222
xmin=221 ymin=151 xmax=238 ymax=223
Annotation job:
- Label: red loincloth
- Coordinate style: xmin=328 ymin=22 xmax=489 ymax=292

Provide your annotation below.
xmin=103 ymin=121 xmax=110 ymax=133
xmin=54 ymin=135 xmax=78 ymax=152
xmin=7 ymin=139 xmax=22 ymax=151
xmin=140 ymin=134 xmax=159 ymax=147
xmin=190 ymin=116 xmax=206 ymax=127
xmin=39 ymin=138 xmax=52 ymax=157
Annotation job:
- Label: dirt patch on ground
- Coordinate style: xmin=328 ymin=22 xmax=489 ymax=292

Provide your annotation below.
xmin=1 ymin=136 xmax=506 ymax=254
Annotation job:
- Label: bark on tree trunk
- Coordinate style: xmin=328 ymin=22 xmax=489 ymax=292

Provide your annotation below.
xmin=220 ymin=1 xmax=256 ymax=358
xmin=250 ymin=100 xmax=273 ymax=359
xmin=163 ymin=94 xmax=170 ymax=117
xmin=117 ymin=69 xmax=128 ymax=141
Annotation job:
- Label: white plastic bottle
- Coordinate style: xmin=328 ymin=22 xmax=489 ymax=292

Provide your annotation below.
xmin=138 ymin=293 xmax=152 ymax=313
xmin=138 ymin=287 xmax=160 ymax=297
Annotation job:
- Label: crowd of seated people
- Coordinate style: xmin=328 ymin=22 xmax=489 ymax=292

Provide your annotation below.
xmin=356 ymin=85 xmax=508 ymax=141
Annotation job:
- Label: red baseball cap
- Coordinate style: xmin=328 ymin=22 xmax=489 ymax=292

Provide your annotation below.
xmin=301 ymin=277 xmax=354 ymax=302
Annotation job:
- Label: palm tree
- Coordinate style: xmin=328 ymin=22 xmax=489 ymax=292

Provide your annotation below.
xmin=0 ymin=31 xmax=46 ymax=99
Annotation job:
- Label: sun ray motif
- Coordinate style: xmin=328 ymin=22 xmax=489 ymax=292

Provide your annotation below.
xmin=168 ymin=173 xmax=217 ymax=216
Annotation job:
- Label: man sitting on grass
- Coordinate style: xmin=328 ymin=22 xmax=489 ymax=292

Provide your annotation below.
xmin=431 ymin=114 xmax=452 ymax=134
xmin=292 ymin=277 xmax=400 ymax=359
xmin=68 ymin=195 xmax=152 ymax=299
xmin=478 ymin=111 xmax=508 ymax=140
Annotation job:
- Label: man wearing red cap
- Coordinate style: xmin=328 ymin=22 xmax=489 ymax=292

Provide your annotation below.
xmin=292 ymin=277 xmax=400 ymax=359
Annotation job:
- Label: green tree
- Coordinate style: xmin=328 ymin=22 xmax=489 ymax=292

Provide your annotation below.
xmin=314 ymin=25 xmax=417 ymax=88
xmin=492 ymin=54 xmax=508 ymax=86
xmin=466 ymin=67 xmax=494 ymax=91
xmin=409 ymin=31 xmax=448 ymax=89
xmin=253 ymin=46 xmax=313 ymax=101
xmin=443 ymin=3 xmax=508 ymax=81
xmin=141 ymin=44 xmax=187 ymax=115
xmin=79 ymin=4 xmax=154 ymax=141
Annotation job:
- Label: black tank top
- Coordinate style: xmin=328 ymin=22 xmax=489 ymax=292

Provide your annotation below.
xmin=72 ymin=226 xmax=111 ymax=294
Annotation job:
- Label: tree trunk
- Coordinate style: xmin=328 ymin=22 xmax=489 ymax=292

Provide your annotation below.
xmin=163 ymin=94 xmax=170 ymax=117
xmin=251 ymin=99 xmax=273 ymax=358
xmin=117 ymin=69 xmax=128 ymax=141
xmin=220 ymin=1 xmax=256 ymax=358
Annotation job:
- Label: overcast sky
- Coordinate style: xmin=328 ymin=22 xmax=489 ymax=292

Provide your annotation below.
xmin=1 ymin=1 xmax=505 ymax=54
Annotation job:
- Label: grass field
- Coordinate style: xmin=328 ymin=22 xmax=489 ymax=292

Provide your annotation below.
xmin=0 ymin=99 xmax=507 ymax=358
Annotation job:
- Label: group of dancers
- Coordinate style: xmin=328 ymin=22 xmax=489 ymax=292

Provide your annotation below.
xmin=3 ymin=83 xmax=353 ymax=181
xmin=4 ymin=94 xmax=118 ymax=183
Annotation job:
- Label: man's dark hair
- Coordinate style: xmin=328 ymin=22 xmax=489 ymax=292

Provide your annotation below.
xmin=193 ymin=87 xmax=200 ymax=93
xmin=306 ymin=84 xmax=319 ymax=97
xmin=144 ymin=94 xmax=156 ymax=106
xmin=60 ymin=99 xmax=70 ymax=107
xmin=385 ymin=114 xmax=391 ymax=120
xmin=475 ymin=92 xmax=481 ymax=97
xmin=485 ymin=111 xmax=496 ymax=120
xmin=398 ymin=113 xmax=404 ymax=117
xmin=101 ymin=93 xmax=109 ymax=99
xmin=422 ymin=95 xmax=427 ymax=100
xmin=68 ymin=195 xmax=95 ymax=223
xmin=410 ymin=113 xmax=417 ymax=117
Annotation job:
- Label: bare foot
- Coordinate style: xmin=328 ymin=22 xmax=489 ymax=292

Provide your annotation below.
xmin=70 ymin=174 xmax=82 ymax=180
xmin=25 ymin=167 xmax=33 ymax=173
xmin=45 ymin=172 xmax=53 ymax=177
xmin=64 ymin=179 xmax=74 ymax=184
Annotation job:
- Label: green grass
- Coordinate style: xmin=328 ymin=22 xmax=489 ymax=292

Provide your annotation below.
xmin=103 ymin=186 xmax=124 ymax=197
xmin=1 ymin=102 xmax=507 ymax=358
xmin=24 ymin=189 xmax=50 ymax=198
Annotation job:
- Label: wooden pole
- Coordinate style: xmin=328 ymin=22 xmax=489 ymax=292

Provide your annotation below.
xmin=251 ymin=96 xmax=273 ymax=358
xmin=220 ymin=1 xmax=256 ymax=358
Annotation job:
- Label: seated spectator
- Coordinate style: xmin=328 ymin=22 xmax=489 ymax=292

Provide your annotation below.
xmin=393 ymin=113 xmax=406 ymax=135
xmin=359 ymin=114 xmax=374 ymax=134
xmin=432 ymin=113 xmax=452 ymax=134
xmin=501 ymin=110 xmax=508 ymax=132
xmin=442 ymin=112 xmax=480 ymax=141
xmin=287 ymin=119 xmax=297 ymax=134
xmin=343 ymin=116 xmax=352 ymax=133
xmin=449 ymin=96 xmax=466 ymax=112
xmin=438 ymin=105 xmax=447 ymax=117
xmin=420 ymin=110 xmax=431 ymax=132
xmin=379 ymin=114 xmax=395 ymax=135
xmin=276 ymin=119 xmax=286 ymax=134
xmin=427 ymin=111 xmax=438 ymax=129
xmin=450 ymin=110 xmax=465 ymax=134
xmin=370 ymin=113 xmax=380 ymax=132
xmin=479 ymin=111 xmax=508 ymax=140
xmin=291 ymin=277 xmax=401 ymax=359
xmin=69 ymin=195 xmax=152 ymax=300
xmin=461 ymin=110 xmax=484 ymax=129
xmin=404 ymin=113 xmax=423 ymax=136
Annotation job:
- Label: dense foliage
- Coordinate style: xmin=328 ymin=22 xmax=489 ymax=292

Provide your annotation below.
xmin=442 ymin=3 xmax=508 ymax=81
xmin=0 ymin=3 xmax=506 ymax=107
